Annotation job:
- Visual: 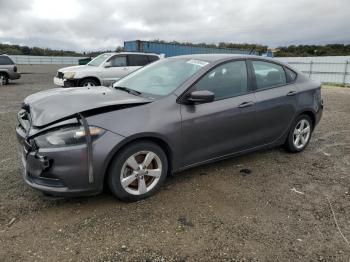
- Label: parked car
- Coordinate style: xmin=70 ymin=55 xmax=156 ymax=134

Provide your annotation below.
xmin=17 ymin=54 xmax=323 ymax=201
xmin=53 ymin=52 xmax=161 ymax=87
xmin=0 ymin=54 xmax=21 ymax=85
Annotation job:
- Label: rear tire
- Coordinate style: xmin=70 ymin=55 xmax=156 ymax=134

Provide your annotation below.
xmin=79 ymin=78 xmax=99 ymax=87
xmin=285 ymin=114 xmax=313 ymax=153
xmin=0 ymin=73 xmax=9 ymax=85
xmin=108 ymin=141 xmax=168 ymax=202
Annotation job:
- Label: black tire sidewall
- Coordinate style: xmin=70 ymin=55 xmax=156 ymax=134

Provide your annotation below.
xmin=0 ymin=73 xmax=8 ymax=85
xmin=80 ymin=78 xmax=98 ymax=87
xmin=108 ymin=141 xmax=168 ymax=201
xmin=286 ymin=114 xmax=313 ymax=153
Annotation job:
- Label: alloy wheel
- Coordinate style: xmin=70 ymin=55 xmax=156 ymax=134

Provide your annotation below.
xmin=0 ymin=75 xmax=6 ymax=85
xmin=83 ymin=82 xmax=96 ymax=87
xmin=120 ymin=151 xmax=162 ymax=195
xmin=293 ymin=119 xmax=311 ymax=149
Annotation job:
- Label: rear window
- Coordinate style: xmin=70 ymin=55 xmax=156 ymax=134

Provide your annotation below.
xmin=0 ymin=56 xmax=14 ymax=65
xmin=148 ymin=55 xmax=159 ymax=62
xmin=128 ymin=55 xmax=150 ymax=66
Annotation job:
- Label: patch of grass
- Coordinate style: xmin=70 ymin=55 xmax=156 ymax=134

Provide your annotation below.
xmin=322 ymin=83 xmax=350 ymax=88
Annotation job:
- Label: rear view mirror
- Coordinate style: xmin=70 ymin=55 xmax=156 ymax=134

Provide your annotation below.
xmin=104 ymin=61 xmax=112 ymax=68
xmin=187 ymin=90 xmax=215 ymax=104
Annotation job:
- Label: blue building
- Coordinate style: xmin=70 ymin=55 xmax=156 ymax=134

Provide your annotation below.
xmin=124 ymin=40 xmax=259 ymax=57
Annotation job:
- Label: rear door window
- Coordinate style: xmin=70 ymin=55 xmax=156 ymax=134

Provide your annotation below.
xmin=252 ymin=60 xmax=286 ymax=90
xmin=0 ymin=56 xmax=14 ymax=65
xmin=128 ymin=55 xmax=150 ymax=66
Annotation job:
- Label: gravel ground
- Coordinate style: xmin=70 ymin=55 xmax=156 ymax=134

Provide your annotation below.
xmin=0 ymin=65 xmax=350 ymax=262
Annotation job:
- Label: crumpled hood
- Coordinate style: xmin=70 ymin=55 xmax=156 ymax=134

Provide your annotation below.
xmin=23 ymin=86 xmax=151 ymax=127
xmin=58 ymin=65 xmax=99 ymax=73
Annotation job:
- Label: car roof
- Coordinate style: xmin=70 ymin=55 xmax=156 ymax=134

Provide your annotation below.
xmin=169 ymin=54 xmax=280 ymax=63
xmin=103 ymin=52 xmax=161 ymax=56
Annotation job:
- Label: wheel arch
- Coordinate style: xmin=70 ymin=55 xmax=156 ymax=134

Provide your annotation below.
xmin=0 ymin=71 xmax=9 ymax=78
xmin=298 ymin=110 xmax=316 ymax=130
xmin=78 ymin=76 xmax=101 ymax=86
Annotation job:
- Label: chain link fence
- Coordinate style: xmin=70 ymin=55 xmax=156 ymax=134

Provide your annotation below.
xmin=7 ymin=55 xmax=350 ymax=85
xmin=277 ymin=56 xmax=350 ymax=85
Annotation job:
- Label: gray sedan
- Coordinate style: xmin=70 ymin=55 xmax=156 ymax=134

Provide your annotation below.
xmin=16 ymin=54 xmax=323 ymax=201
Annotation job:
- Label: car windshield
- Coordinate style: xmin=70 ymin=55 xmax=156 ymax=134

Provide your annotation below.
xmin=88 ymin=53 xmax=113 ymax=66
xmin=114 ymin=58 xmax=209 ymax=97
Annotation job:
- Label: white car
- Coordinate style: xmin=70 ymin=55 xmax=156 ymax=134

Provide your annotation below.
xmin=53 ymin=52 xmax=161 ymax=87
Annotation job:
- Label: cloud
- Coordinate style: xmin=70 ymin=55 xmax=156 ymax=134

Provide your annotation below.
xmin=0 ymin=0 xmax=349 ymax=51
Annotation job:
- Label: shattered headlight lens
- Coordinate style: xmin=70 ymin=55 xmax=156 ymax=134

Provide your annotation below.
xmin=63 ymin=72 xmax=76 ymax=79
xmin=34 ymin=126 xmax=105 ymax=148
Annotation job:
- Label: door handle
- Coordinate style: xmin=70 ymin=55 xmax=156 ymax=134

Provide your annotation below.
xmin=122 ymin=67 xmax=128 ymax=70
xmin=287 ymin=91 xmax=297 ymax=96
xmin=238 ymin=101 xmax=254 ymax=108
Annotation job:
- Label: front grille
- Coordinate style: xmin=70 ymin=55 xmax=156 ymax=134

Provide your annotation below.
xmin=57 ymin=71 xmax=64 ymax=79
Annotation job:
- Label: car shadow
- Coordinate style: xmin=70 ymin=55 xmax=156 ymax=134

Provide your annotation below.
xmin=37 ymin=146 xmax=287 ymax=209
xmin=1 ymin=82 xmax=18 ymax=86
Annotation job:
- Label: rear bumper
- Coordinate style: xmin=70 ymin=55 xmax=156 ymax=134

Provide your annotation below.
xmin=315 ymin=99 xmax=323 ymax=127
xmin=16 ymin=125 xmax=125 ymax=197
xmin=9 ymin=72 xmax=21 ymax=80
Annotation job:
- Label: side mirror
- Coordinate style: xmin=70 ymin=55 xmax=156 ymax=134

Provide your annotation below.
xmin=187 ymin=90 xmax=215 ymax=104
xmin=104 ymin=61 xmax=112 ymax=68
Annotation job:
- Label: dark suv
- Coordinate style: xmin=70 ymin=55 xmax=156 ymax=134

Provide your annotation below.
xmin=0 ymin=55 xmax=21 ymax=85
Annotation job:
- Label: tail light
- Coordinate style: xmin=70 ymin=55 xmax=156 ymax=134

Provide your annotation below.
xmin=14 ymin=66 xmax=17 ymax=72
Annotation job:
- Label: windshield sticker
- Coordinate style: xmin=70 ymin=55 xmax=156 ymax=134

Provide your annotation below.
xmin=186 ymin=59 xmax=209 ymax=67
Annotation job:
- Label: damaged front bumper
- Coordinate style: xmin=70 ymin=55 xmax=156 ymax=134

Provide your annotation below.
xmin=53 ymin=77 xmax=77 ymax=87
xmin=16 ymin=124 xmax=125 ymax=197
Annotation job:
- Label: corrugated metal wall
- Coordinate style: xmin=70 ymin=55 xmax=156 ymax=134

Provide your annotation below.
xmin=124 ymin=40 xmax=257 ymax=57
xmin=276 ymin=56 xmax=350 ymax=84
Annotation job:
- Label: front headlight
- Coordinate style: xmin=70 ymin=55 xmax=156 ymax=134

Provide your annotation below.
xmin=34 ymin=126 xmax=105 ymax=148
xmin=64 ymin=72 xmax=76 ymax=79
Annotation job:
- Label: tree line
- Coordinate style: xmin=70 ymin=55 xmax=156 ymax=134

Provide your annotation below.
xmin=151 ymin=40 xmax=268 ymax=54
xmin=0 ymin=43 xmax=84 ymax=56
xmin=0 ymin=43 xmax=124 ymax=57
xmin=1 ymin=42 xmax=350 ymax=57
xmin=274 ymin=44 xmax=350 ymax=57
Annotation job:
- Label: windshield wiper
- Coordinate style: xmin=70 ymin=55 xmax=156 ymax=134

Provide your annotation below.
xmin=114 ymin=86 xmax=142 ymax=96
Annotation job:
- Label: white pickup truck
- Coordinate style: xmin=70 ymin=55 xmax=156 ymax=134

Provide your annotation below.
xmin=53 ymin=52 xmax=161 ymax=87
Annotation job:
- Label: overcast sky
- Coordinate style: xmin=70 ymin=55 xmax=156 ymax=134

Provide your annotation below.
xmin=0 ymin=0 xmax=349 ymax=52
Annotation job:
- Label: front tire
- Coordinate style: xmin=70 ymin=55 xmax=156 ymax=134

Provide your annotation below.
xmin=285 ymin=114 xmax=313 ymax=153
xmin=79 ymin=78 xmax=99 ymax=87
xmin=0 ymin=73 xmax=9 ymax=85
xmin=108 ymin=141 xmax=168 ymax=202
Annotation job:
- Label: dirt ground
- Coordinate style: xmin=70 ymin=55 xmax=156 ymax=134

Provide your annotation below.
xmin=0 ymin=65 xmax=349 ymax=262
